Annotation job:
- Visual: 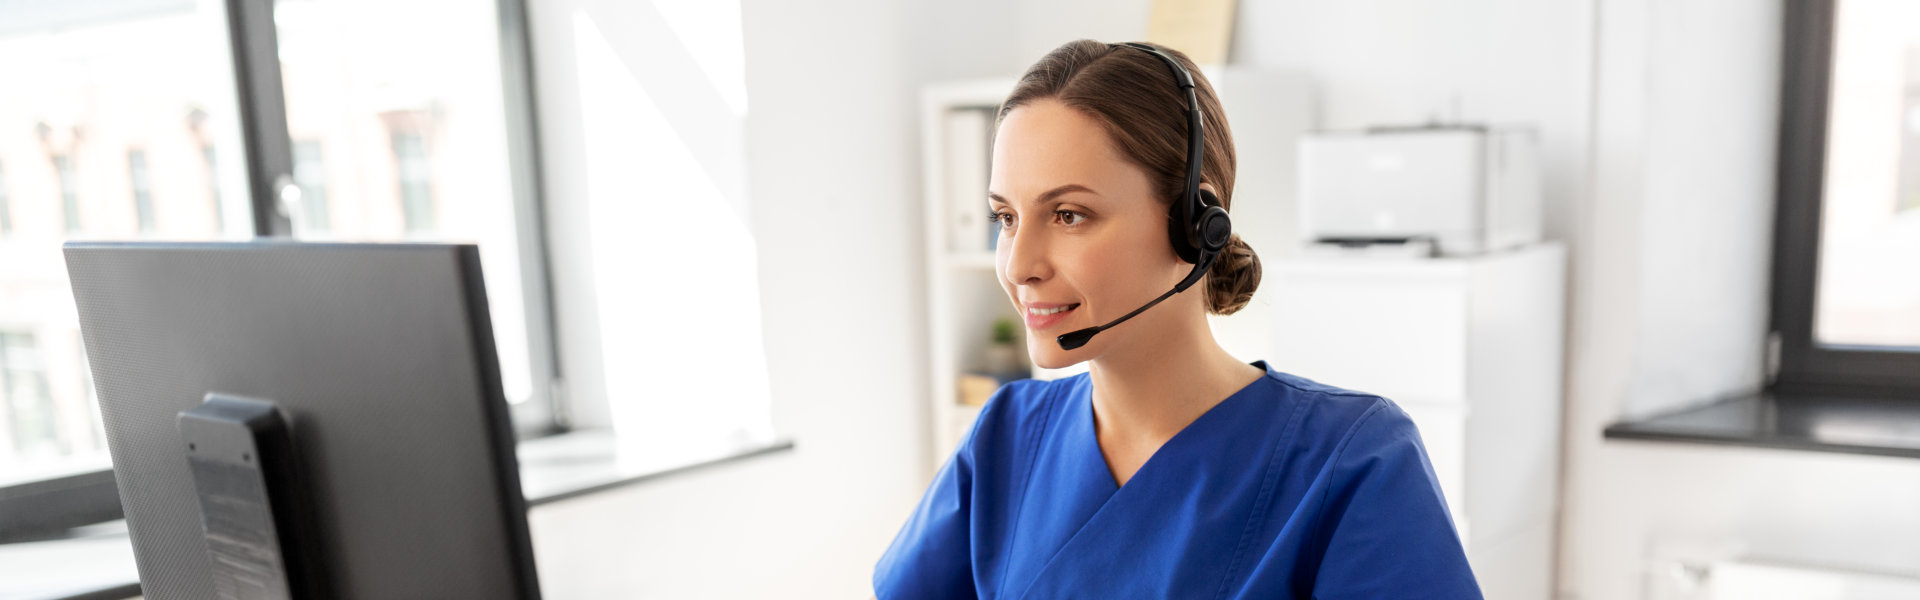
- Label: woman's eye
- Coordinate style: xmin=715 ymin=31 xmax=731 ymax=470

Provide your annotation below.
xmin=988 ymin=210 xmax=1084 ymax=230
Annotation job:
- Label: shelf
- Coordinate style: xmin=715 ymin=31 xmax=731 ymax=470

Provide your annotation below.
xmin=922 ymin=77 xmax=1019 ymax=470
xmin=944 ymin=252 xmax=996 ymax=270
xmin=1605 ymin=390 xmax=1920 ymax=459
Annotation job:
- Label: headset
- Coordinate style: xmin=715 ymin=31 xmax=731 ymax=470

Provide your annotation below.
xmin=1055 ymin=42 xmax=1234 ymax=351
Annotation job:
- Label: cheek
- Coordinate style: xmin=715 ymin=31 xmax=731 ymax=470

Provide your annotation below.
xmin=1082 ymin=232 xmax=1175 ymax=298
xmin=1068 ymin=251 xmax=1120 ymax=300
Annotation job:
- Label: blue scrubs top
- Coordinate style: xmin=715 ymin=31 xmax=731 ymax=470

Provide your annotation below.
xmin=874 ymin=360 xmax=1482 ymax=599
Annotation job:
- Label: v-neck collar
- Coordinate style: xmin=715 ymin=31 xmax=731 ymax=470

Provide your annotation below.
xmin=993 ymin=360 xmax=1286 ymax=599
xmin=1081 ymin=360 xmax=1275 ymax=490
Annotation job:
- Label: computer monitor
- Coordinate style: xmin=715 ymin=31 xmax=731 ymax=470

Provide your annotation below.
xmin=64 ymin=241 xmax=540 ymax=599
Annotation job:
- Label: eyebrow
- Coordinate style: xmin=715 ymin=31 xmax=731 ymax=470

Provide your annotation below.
xmin=987 ymin=184 xmax=1098 ymax=207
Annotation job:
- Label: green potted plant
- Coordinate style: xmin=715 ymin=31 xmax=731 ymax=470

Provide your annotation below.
xmin=984 ymin=316 xmax=1022 ymax=377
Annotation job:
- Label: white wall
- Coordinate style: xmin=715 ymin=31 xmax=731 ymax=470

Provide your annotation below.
xmin=525 ymin=0 xmax=925 ymax=596
xmin=1232 ymin=0 xmax=1594 ymax=249
xmin=1561 ymin=1 xmax=1920 ymax=598
xmin=1245 ymin=1 xmax=1920 ymax=597
xmin=519 ymin=0 xmax=1920 ymax=598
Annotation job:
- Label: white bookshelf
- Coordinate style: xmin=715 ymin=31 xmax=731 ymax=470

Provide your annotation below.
xmin=920 ymin=77 xmax=1077 ymax=470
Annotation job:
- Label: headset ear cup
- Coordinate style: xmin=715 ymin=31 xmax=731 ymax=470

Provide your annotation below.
xmin=1200 ymin=207 xmax=1231 ymax=253
xmin=1196 ymin=189 xmax=1231 ymax=253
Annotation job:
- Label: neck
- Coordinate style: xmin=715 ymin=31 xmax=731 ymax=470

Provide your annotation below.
xmin=1085 ymin=300 xmax=1262 ymax=444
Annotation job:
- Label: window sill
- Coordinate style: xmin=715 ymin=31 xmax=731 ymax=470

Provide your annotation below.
xmin=517 ymin=428 xmax=795 ymax=506
xmin=1603 ymin=390 xmax=1920 ymax=459
xmin=0 ymin=429 xmax=794 ymax=600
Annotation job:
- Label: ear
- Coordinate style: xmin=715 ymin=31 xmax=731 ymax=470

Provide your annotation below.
xmin=1197 ymin=182 xmax=1221 ymax=205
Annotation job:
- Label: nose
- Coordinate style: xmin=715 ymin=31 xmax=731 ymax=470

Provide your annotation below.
xmin=1000 ymin=220 xmax=1053 ymax=286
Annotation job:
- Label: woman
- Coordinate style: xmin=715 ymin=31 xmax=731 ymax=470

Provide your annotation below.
xmin=874 ymin=39 xmax=1482 ymax=599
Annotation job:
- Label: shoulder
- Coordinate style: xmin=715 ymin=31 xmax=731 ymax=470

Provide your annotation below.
xmin=1257 ymin=369 xmax=1421 ymax=459
xmin=975 ymin=376 xmax=1073 ymax=432
xmin=956 ymin=375 xmax=1076 ymax=458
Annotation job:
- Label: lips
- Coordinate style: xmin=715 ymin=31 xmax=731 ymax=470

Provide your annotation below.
xmin=1023 ymin=302 xmax=1081 ymax=331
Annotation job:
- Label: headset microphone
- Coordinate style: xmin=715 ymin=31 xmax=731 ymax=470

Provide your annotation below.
xmin=1057 ymin=42 xmax=1233 ymax=351
xmin=1056 ymin=239 xmax=1218 ymax=350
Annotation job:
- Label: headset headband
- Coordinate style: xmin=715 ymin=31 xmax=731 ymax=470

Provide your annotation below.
xmin=1113 ymin=42 xmax=1205 ymax=224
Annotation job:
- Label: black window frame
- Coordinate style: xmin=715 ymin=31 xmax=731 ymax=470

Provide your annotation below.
xmin=1770 ymin=0 xmax=1920 ymax=398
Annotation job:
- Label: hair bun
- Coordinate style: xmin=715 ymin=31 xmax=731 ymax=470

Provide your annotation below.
xmin=1205 ymin=234 xmax=1260 ymax=315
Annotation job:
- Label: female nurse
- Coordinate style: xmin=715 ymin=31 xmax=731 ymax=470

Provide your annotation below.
xmin=874 ymin=39 xmax=1484 ymax=599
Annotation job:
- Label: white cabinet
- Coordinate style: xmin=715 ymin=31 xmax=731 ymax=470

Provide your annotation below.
xmin=1268 ymin=242 xmax=1565 ymax=600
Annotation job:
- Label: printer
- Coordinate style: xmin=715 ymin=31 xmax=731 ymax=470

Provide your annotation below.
xmin=1298 ymin=125 xmax=1542 ymax=256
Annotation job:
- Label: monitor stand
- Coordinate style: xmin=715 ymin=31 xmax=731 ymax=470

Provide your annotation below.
xmin=178 ymin=394 xmax=326 ymax=599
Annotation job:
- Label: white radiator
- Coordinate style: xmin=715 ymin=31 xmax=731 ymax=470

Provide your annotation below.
xmin=1699 ymin=560 xmax=1920 ymax=600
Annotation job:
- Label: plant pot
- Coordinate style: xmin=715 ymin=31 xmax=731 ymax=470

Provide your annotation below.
xmin=984 ymin=342 xmax=1022 ymax=378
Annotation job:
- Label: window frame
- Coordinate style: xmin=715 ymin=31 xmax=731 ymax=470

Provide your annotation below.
xmin=1770 ymin=0 xmax=1920 ymax=397
xmin=222 ymin=0 xmax=565 ymax=434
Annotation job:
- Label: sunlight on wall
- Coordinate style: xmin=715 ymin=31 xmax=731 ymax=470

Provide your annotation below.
xmin=651 ymin=0 xmax=748 ymax=117
xmin=573 ymin=6 xmax=773 ymax=459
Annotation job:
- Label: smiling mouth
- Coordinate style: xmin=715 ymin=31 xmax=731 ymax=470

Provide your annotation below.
xmin=1027 ymin=303 xmax=1081 ymax=316
xmin=1024 ymin=303 xmax=1082 ymax=330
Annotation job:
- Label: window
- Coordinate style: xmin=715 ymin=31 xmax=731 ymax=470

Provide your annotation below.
xmin=128 ymin=150 xmax=155 ymax=233
xmin=0 ymin=0 xmax=784 ymax=542
xmin=391 ymin=131 xmax=435 ymax=234
xmin=0 ymin=1 xmax=250 ymax=486
xmin=273 ymin=0 xmax=553 ymax=424
xmin=291 ymin=139 xmax=329 ymax=233
xmin=1773 ymin=0 xmax=1920 ymax=394
xmin=1 ymin=332 xmax=59 ymax=458
xmin=0 ymin=160 xmax=12 ymax=236
xmin=201 ymin=144 xmax=225 ymax=232
xmin=3 ymin=0 xmax=568 ymax=535
xmin=53 ymin=154 xmax=80 ymax=233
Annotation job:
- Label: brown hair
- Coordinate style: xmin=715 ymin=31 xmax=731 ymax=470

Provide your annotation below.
xmin=995 ymin=39 xmax=1260 ymax=315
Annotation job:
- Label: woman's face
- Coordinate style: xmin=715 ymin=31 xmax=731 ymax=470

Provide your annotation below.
xmin=989 ymin=99 xmax=1193 ymax=369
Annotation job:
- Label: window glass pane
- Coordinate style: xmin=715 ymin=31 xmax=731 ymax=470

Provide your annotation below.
xmin=1 ymin=332 xmax=60 ymax=457
xmin=1818 ymin=0 xmax=1920 ymax=347
xmin=392 ymin=131 xmax=435 ymax=233
xmin=0 ymin=0 xmax=251 ymax=479
xmin=129 ymin=149 xmax=155 ymax=233
xmin=0 ymin=160 xmax=13 ymax=235
xmin=274 ymin=0 xmax=537 ymax=408
xmin=55 ymin=154 xmax=80 ymax=233
xmin=292 ymin=139 xmax=329 ymax=232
